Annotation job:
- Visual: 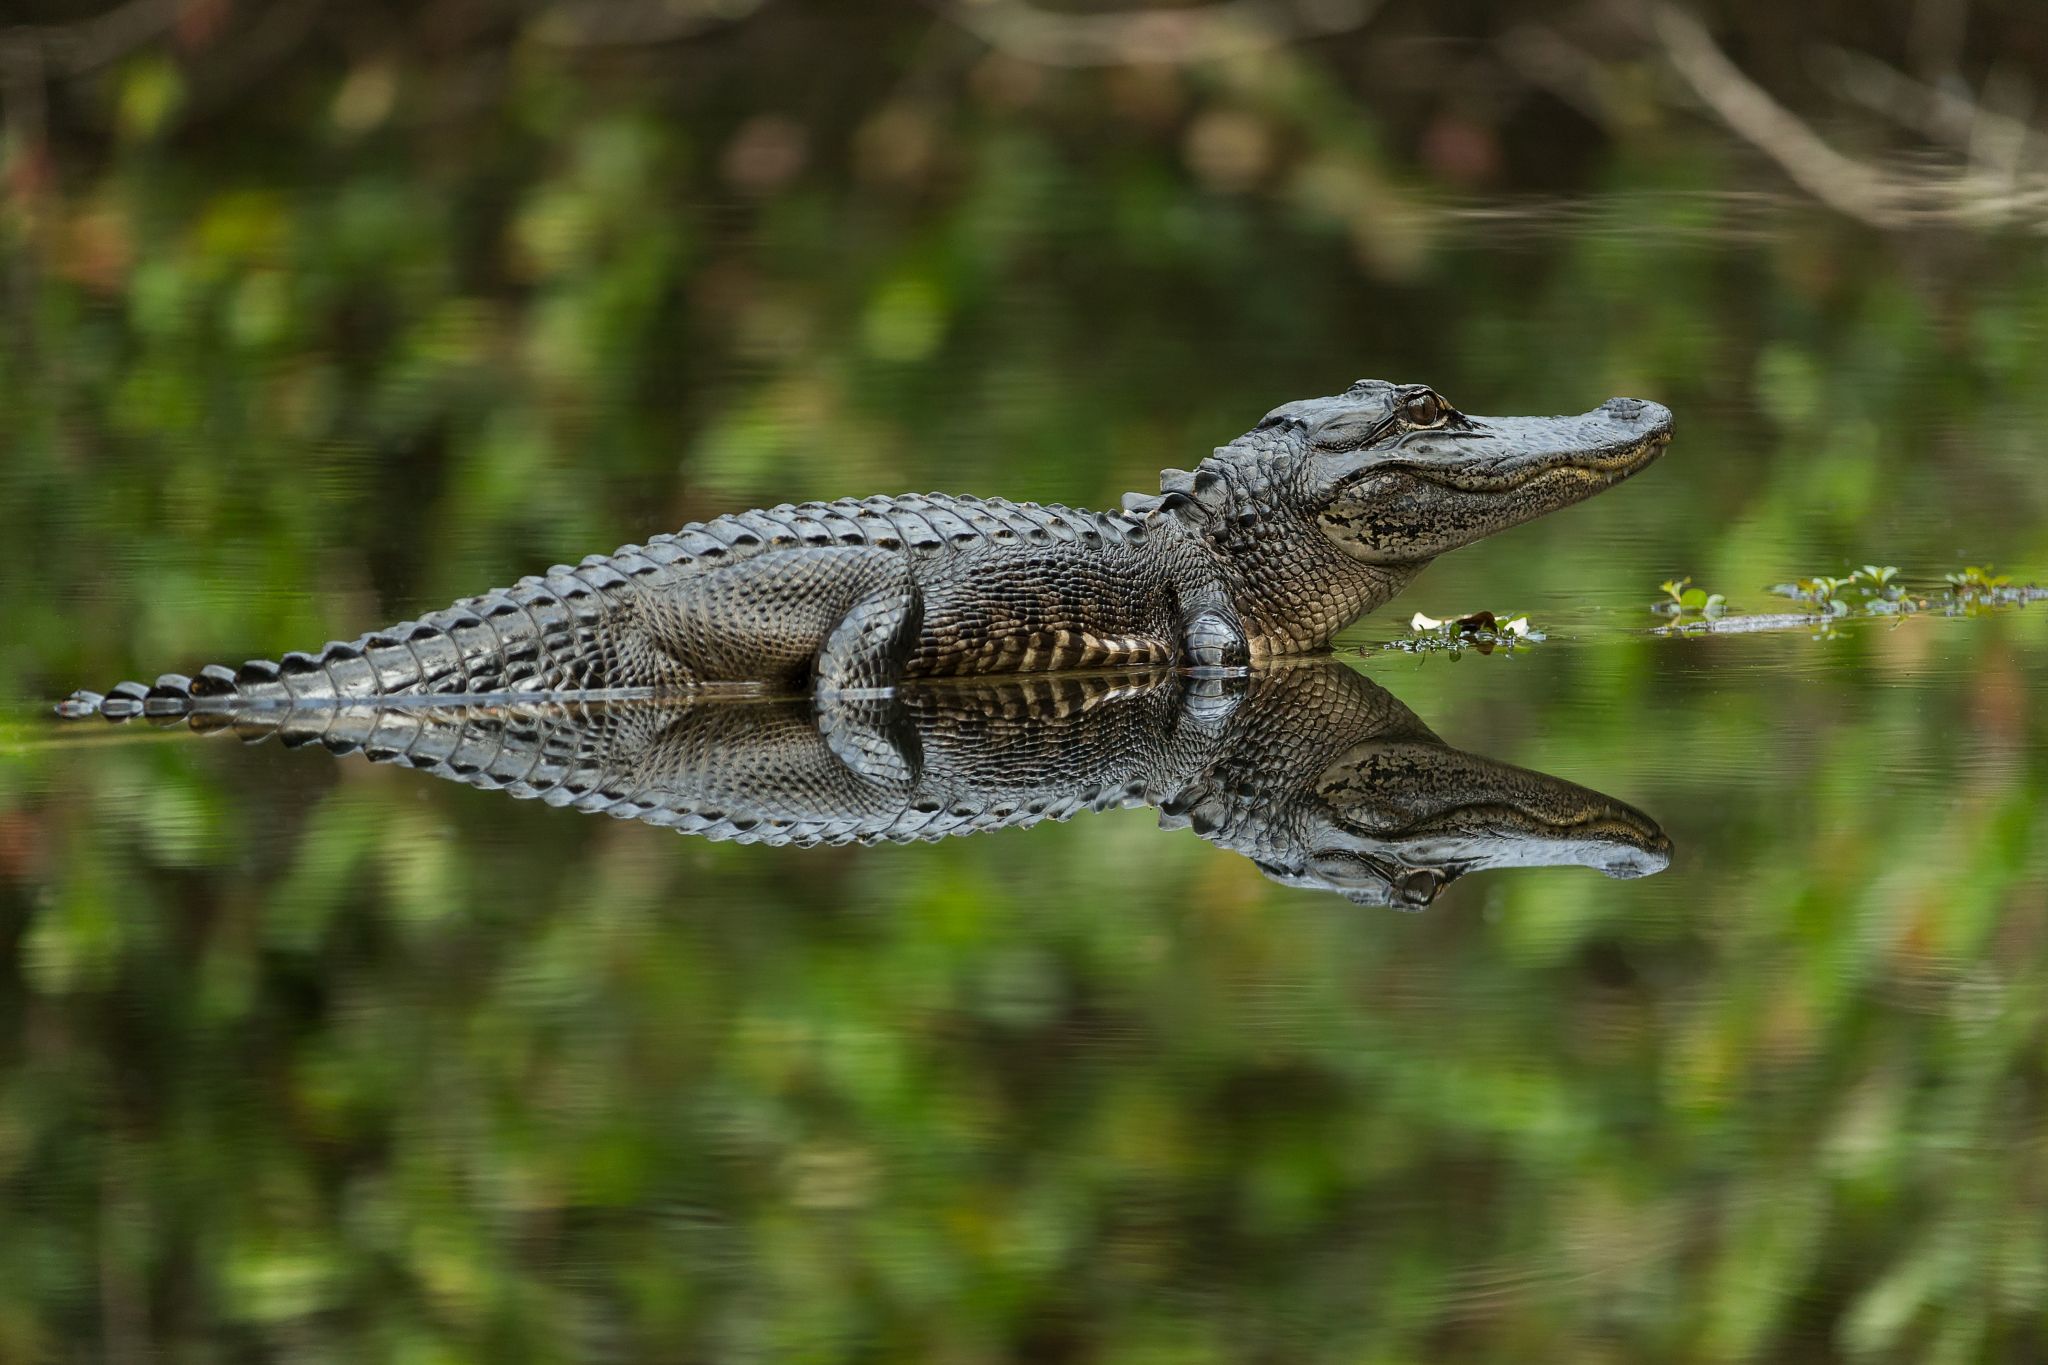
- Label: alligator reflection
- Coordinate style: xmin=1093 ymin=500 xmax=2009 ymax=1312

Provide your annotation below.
xmin=183 ymin=661 xmax=1670 ymax=908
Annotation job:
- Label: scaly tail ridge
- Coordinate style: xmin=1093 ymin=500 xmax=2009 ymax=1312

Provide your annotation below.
xmin=57 ymin=566 xmax=633 ymax=721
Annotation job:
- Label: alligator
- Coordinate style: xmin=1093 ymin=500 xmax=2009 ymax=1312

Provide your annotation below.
xmin=160 ymin=661 xmax=1671 ymax=908
xmin=59 ymin=380 xmax=1671 ymax=718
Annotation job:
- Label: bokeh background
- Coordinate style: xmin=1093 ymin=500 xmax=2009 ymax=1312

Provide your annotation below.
xmin=4 ymin=1 xmax=2048 ymax=1360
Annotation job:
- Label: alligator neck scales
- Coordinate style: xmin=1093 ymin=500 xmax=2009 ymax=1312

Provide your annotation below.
xmin=60 ymin=380 xmax=1671 ymax=718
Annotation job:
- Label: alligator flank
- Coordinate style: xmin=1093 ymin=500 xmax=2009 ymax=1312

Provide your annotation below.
xmin=60 ymin=380 xmax=1671 ymax=718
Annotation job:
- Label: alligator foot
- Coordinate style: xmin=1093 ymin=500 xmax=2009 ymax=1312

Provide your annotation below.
xmin=1181 ymin=608 xmax=1249 ymax=669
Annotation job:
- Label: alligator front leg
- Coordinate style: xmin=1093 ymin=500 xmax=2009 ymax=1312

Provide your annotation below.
xmin=1178 ymin=598 xmax=1249 ymax=670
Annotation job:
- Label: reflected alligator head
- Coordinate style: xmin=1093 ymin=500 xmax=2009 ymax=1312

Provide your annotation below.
xmin=1239 ymin=726 xmax=1671 ymax=909
xmin=155 ymin=662 xmax=1668 ymax=908
xmin=1140 ymin=663 xmax=1669 ymax=907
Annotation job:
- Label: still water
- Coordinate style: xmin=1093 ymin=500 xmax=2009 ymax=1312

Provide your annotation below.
xmin=5 ymin=184 xmax=2048 ymax=1360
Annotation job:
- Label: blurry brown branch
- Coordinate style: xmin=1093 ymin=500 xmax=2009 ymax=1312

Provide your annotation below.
xmin=14 ymin=0 xmax=182 ymax=76
xmin=0 ymin=0 xmax=174 ymax=164
xmin=175 ymin=0 xmax=326 ymax=120
xmin=2 ymin=0 xmax=329 ymax=109
xmin=1493 ymin=22 xmax=1616 ymax=127
xmin=2 ymin=29 xmax=47 ymax=147
xmin=937 ymin=0 xmax=1380 ymax=67
xmin=1648 ymin=3 xmax=1907 ymax=225
xmin=533 ymin=0 xmax=769 ymax=48
xmin=1649 ymin=3 xmax=2048 ymax=231
xmin=1814 ymin=45 xmax=2048 ymax=174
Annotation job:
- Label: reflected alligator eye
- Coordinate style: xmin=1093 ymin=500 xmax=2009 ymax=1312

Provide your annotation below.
xmin=1401 ymin=391 xmax=1445 ymax=427
xmin=1394 ymin=868 xmax=1443 ymax=905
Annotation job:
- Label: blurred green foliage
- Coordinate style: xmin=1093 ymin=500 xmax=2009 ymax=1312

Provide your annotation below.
xmin=3 ymin=2 xmax=2048 ymax=1360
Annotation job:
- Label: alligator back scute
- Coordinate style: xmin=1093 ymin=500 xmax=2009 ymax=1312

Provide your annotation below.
xmin=623 ymin=495 xmax=1142 ymax=579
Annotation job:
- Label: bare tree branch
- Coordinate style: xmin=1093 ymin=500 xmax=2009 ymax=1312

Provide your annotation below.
xmin=1498 ymin=4 xmax=2048 ymax=233
xmin=1650 ymin=3 xmax=1907 ymax=225
xmin=1814 ymin=44 xmax=2048 ymax=174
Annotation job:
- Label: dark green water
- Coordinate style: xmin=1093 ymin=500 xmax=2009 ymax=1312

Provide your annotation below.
xmin=5 ymin=27 xmax=2048 ymax=1360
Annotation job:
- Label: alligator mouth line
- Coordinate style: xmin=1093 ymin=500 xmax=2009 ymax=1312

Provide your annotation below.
xmin=1388 ymin=428 xmax=1672 ymax=494
xmin=1388 ymin=803 xmax=1670 ymax=845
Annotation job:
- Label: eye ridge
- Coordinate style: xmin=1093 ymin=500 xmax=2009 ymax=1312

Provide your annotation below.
xmin=1311 ymin=412 xmax=1400 ymax=452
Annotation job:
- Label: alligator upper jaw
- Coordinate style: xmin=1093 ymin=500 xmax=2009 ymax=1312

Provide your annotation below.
xmin=1379 ymin=398 xmax=1674 ymax=493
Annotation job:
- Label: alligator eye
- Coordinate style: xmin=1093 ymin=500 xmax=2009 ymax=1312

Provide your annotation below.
xmin=1401 ymin=391 xmax=1445 ymax=427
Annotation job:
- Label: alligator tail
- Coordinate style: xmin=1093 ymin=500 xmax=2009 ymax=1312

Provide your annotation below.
xmin=57 ymin=569 xmax=626 ymax=721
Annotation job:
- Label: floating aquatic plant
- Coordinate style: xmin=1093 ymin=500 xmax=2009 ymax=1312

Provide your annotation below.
xmin=1769 ymin=564 xmax=1916 ymax=616
xmin=1382 ymin=609 xmax=1541 ymax=655
xmin=1654 ymin=577 xmax=1728 ymax=620
xmin=1656 ymin=563 xmax=2048 ymax=635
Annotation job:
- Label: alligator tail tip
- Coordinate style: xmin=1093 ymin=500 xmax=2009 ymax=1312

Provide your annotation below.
xmin=55 ymin=691 xmax=105 ymax=719
xmin=55 ymin=677 xmax=199 ymax=721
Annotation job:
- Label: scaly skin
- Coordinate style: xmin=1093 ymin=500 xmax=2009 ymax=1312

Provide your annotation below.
xmin=59 ymin=380 xmax=1672 ymax=719
xmin=162 ymin=662 xmax=1673 ymax=908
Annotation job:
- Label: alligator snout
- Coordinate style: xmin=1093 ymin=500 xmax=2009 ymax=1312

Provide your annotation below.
xmin=1599 ymin=396 xmax=1674 ymax=442
xmin=1597 ymin=832 xmax=1674 ymax=879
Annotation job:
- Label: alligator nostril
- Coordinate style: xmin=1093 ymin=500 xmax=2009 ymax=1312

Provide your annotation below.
xmin=1602 ymin=840 xmax=1673 ymax=878
xmin=1600 ymin=397 xmax=1645 ymax=419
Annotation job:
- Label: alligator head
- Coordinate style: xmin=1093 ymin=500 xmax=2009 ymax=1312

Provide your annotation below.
xmin=1252 ymin=734 xmax=1673 ymax=909
xmin=1135 ymin=379 xmax=1673 ymax=651
xmin=1264 ymin=379 xmax=1673 ymax=564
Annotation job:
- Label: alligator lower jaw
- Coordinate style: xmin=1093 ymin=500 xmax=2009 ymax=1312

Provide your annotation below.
xmin=1382 ymin=803 xmax=1674 ymax=876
